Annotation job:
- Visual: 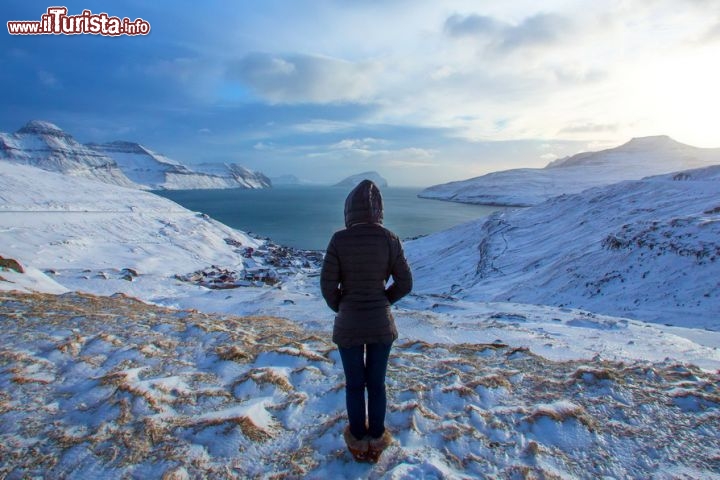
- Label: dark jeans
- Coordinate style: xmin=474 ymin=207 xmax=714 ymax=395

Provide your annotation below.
xmin=338 ymin=342 xmax=392 ymax=440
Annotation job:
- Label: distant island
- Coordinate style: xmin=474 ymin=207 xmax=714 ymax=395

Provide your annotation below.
xmin=334 ymin=171 xmax=388 ymax=188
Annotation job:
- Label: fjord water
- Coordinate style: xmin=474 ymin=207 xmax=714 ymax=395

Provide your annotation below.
xmin=157 ymin=186 xmax=500 ymax=250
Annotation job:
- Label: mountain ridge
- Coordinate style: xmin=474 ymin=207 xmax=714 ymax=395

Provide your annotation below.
xmin=1 ymin=120 xmax=271 ymax=191
xmin=419 ymin=136 xmax=720 ymax=206
xmin=0 ymin=120 xmax=138 ymax=188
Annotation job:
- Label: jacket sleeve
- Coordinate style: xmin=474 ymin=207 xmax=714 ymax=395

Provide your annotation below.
xmin=385 ymin=237 xmax=413 ymax=305
xmin=320 ymin=236 xmax=342 ymax=312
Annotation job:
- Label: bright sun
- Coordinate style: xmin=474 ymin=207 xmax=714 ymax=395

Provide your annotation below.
xmin=628 ymin=47 xmax=720 ymax=147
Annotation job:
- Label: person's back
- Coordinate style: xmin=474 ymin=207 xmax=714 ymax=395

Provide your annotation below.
xmin=320 ymin=179 xmax=412 ymax=462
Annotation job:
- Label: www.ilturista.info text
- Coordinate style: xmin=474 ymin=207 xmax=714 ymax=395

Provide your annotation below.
xmin=7 ymin=7 xmax=150 ymax=36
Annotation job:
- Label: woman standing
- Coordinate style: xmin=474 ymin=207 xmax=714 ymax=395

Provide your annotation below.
xmin=320 ymin=179 xmax=413 ymax=462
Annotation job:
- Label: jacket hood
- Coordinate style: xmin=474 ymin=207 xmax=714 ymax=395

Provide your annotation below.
xmin=344 ymin=179 xmax=384 ymax=228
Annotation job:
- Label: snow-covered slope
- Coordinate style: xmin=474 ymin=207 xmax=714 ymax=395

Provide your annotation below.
xmin=0 ymin=121 xmax=137 ymax=188
xmin=335 ymin=171 xmax=389 ymax=188
xmin=0 ymin=161 xmax=259 ymax=275
xmin=2 ymin=290 xmax=718 ymax=479
xmin=420 ymin=136 xmax=720 ymax=206
xmin=88 ymin=141 xmax=271 ymax=190
xmin=407 ymin=164 xmax=720 ymax=330
xmin=195 ymin=162 xmax=272 ymax=189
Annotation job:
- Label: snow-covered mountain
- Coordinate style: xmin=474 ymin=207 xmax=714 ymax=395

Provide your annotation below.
xmin=407 ymin=164 xmax=720 ymax=330
xmin=88 ymin=141 xmax=271 ymax=190
xmin=0 ymin=161 xmax=259 ymax=275
xmin=335 ymin=170 xmax=388 ymax=188
xmin=419 ymin=136 xmax=720 ymax=206
xmin=0 ymin=120 xmax=271 ymax=191
xmin=0 ymin=120 xmax=138 ymax=188
xmin=194 ymin=162 xmax=272 ymax=189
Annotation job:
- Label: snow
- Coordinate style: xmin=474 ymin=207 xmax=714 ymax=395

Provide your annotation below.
xmin=85 ymin=141 xmax=189 ymax=188
xmin=420 ymin=136 xmax=720 ymax=206
xmin=1 ymin=291 xmax=718 ymax=478
xmin=0 ymin=162 xmax=259 ymax=274
xmin=0 ymin=265 xmax=68 ymax=294
xmin=86 ymin=143 xmax=272 ymax=190
xmin=1 ymin=157 xmax=719 ymax=478
xmin=407 ymin=165 xmax=720 ymax=330
xmin=194 ymin=163 xmax=272 ymax=190
xmin=0 ymin=120 xmax=271 ymax=192
xmin=0 ymin=121 xmax=137 ymax=188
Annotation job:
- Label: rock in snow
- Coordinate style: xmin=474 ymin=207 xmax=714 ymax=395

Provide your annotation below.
xmin=419 ymin=136 xmax=720 ymax=206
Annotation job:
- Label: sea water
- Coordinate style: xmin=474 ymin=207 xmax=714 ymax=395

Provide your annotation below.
xmin=156 ymin=186 xmax=501 ymax=251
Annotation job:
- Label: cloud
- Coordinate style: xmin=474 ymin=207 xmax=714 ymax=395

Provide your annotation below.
xmin=37 ymin=70 xmax=59 ymax=88
xmin=306 ymin=135 xmax=435 ymax=166
xmin=444 ymin=14 xmax=503 ymax=37
xmin=700 ymin=20 xmax=720 ymax=43
xmin=443 ymin=13 xmax=572 ymax=52
xmin=559 ymin=123 xmax=619 ymax=134
xmin=501 ymin=14 xmax=571 ymax=51
xmin=292 ymin=119 xmax=355 ymax=134
xmin=331 ymin=137 xmax=386 ymax=150
xmin=228 ymin=52 xmax=381 ymax=104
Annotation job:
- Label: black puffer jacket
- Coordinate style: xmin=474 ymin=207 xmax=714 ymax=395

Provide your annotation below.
xmin=321 ymin=180 xmax=413 ymax=347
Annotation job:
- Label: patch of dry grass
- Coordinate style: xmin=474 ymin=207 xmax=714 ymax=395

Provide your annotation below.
xmin=2 ymin=291 xmax=719 ymax=479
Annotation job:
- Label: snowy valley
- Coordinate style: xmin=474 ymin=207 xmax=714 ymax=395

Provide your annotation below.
xmin=1 ymin=146 xmax=719 ymax=478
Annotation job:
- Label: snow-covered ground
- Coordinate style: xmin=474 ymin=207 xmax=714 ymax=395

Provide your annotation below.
xmin=408 ymin=165 xmax=720 ymax=331
xmin=1 ymin=160 xmax=719 ymax=478
xmin=2 ymin=291 xmax=718 ymax=479
xmin=419 ymin=136 xmax=720 ymax=206
xmin=0 ymin=162 xmax=261 ymax=276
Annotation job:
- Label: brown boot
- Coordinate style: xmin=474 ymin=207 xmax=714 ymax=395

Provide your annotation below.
xmin=367 ymin=430 xmax=393 ymax=463
xmin=343 ymin=425 xmax=369 ymax=462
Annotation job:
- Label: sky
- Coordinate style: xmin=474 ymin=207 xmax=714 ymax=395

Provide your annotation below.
xmin=2 ymin=0 xmax=719 ymax=186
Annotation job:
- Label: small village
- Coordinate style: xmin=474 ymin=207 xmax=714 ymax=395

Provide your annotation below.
xmin=175 ymin=237 xmax=324 ymax=289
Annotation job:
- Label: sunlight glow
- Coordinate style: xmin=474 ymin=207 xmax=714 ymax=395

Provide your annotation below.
xmin=626 ymin=47 xmax=720 ymax=147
